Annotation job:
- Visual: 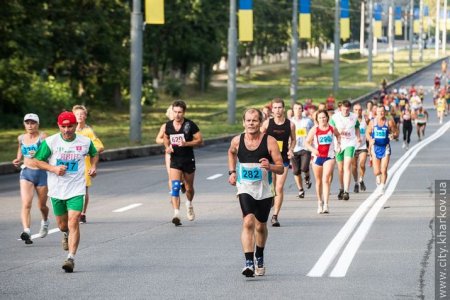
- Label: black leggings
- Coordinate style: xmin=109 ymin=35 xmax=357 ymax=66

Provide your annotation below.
xmin=403 ymin=121 xmax=412 ymax=144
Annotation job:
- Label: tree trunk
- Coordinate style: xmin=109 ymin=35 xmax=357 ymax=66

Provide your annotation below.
xmin=113 ymin=83 xmax=122 ymax=109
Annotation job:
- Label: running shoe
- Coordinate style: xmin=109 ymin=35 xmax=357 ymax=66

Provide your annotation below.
xmin=298 ymin=189 xmax=305 ymax=198
xmin=337 ymin=189 xmax=344 ymax=200
xmin=342 ymin=192 xmax=350 ymax=201
xmin=380 ymin=184 xmax=385 ymax=195
xmin=255 ymin=256 xmax=265 ymax=276
xmin=172 ymin=214 xmax=182 ymax=226
xmin=62 ymin=258 xmax=75 ymax=273
xmin=79 ymin=214 xmax=87 ymax=224
xmin=39 ymin=221 xmax=49 ymax=238
xmin=271 ymin=215 xmax=280 ymax=227
xmin=187 ymin=206 xmax=195 ymax=221
xmin=20 ymin=232 xmax=33 ymax=245
xmin=62 ymin=233 xmax=69 ymax=251
xmin=305 ymin=178 xmax=312 ymax=189
xmin=322 ymin=204 xmax=329 ymax=214
xmin=360 ymin=180 xmax=366 ymax=192
xmin=317 ymin=204 xmax=323 ymax=214
xmin=242 ymin=260 xmax=255 ymax=277
xmin=402 ymin=142 xmax=406 ymax=149
xmin=354 ymin=183 xmax=359 ymax=193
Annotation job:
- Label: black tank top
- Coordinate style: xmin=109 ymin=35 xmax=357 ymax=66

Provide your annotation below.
xmin=237 ymin=133 xmax=271 ymax=163
xmin=266 ymin=118 xmax=291 ymax=163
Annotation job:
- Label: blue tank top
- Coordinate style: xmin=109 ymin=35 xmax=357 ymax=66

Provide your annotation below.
xmin=20 ymin=134 xmax=43 ymax=158
xmin=371 ymin=119 xmax=389 ymax=146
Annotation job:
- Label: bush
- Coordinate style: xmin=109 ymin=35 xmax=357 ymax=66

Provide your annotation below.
xmin=141 ymin=82 xmax=158 ymax=106
xmin=164 ymin=78 xmax=183 ymax=97
xmin=24 ymin=75 xmax=75 ymax=125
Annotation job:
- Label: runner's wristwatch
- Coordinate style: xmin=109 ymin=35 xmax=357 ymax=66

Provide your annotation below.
xmin=228 ymin=170 xmax=236 ymax=175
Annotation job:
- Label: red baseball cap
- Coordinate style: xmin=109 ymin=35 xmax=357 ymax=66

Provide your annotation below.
xmin=57 ymin=111 xmax=77 ymax=125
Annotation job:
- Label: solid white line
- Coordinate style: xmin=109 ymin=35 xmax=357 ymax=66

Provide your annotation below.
xmin=329 ymin=120 xmax=450 ymax=277
xmin=307 ymin=120 xmax=450 ymax=277
xmin=207 ymin=174 xmax=223 ymax=180
xmin=113 ymin=203 xmax=143 ymax=213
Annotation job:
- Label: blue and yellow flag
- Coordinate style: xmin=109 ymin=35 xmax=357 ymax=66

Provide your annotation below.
xmin=145 ymin=0 xmax=164 ymax=24
xmin=413 ymin=7 xmax=419 ymax=33
xmin=340 ymin=0 xmax=350 ymax=40
xmin=239 ymin=0 xmax=253 ymax=42
xmin=395 ymin=6 xmax=402 ymax=36
xmin=373 ymin=3 xmax=383 ymax=38
xmin=299 ymin=0 xmax=311 ymax=39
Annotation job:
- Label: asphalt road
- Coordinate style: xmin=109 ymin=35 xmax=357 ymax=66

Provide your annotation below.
xmin=0 ymin=63 xmax=449 ymax=300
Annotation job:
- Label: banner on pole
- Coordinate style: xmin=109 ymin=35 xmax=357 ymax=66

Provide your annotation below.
xmin=373 ymin=3 xmax=383 ymax=38
xmin=340 ymin=0 xmax=350 ymax=40
xmin=145 ymin=0 xmax=165 ymax=24
xmin=239 ymin=0 xmax=253 ymax=42
xmin=299 ymin=0 xmax=311 ymax=38
xmin=395 ymin=6 xmax=402 ymax=36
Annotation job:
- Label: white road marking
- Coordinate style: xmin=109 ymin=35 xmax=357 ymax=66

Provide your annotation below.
xmin=207 ymin=174 xmax=223 ymax=180
xmin=329 ymin=120 xmax=450 ymax=277
xmin=113 ymin=203 xmax=143 ymax=213
xmin=307 ymin=120 xmax=450 ymax=277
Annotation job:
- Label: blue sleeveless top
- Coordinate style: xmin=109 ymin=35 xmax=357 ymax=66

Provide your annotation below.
xmin=20 ymin=133 xmax=43 ymax=158
xmin=371 ymin=119 xmax=389 ymax=146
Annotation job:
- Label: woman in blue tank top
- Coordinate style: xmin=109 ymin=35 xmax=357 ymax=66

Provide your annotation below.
xmin=366 ymin=105 xmax=398 ymax=194
xmin=12 ymin=114 xmax=50 ymax=244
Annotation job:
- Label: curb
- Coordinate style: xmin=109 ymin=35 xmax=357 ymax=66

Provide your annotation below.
xmin=1 ymin=57 xmax=446 ymax=175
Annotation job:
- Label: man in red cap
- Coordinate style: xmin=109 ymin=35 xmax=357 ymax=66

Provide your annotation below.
xmin=32 ymin=111 xmax=99 ymax=273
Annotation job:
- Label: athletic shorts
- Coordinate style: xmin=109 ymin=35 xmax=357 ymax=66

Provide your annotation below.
xmin=51 ymin=195 xmax=84 ymax=216
xmin=416 ymin=122 xmax=426 ymax=127
xmin=20 ymin=167 xmax=47 ymax=187
xmin=170 ymin=156 xmax=196 ymax=174
xmin=313 ymin=156 xmax=333 ymax=167
xmin=354 ymin=149 xmax=368 ymax=160
xmin=336 ymin=146 xmax=356 ymax=162
xmin=291 ymin=150 xmax=311 ymax=175
xmin=372 ymin=144 xmax=391 ymax=160
xmin=238 ymin=193 xmax=273 ymax=223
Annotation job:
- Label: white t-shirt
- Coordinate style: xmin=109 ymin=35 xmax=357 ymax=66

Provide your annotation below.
xmin=330 ymin=112 xmax=360 ymax=149
xmin=35 ymin=133 xmax=97 ymax=199
xmin=290 ymin=116 xmax=314 ymax=152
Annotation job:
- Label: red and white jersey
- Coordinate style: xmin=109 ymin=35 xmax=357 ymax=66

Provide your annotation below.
xmin=313 ymin=126 xmax=335 ymax=158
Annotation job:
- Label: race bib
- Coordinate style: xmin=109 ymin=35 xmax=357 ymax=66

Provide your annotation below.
xmin=277 ymin=141 xmax=283 ymax=151
xmin=170 ymin=134 xmax=185 ymax=146
xmin=240 ymin=166 xmax=262 ymax=182
xmin=359 ymin=127 xmax=366 ymax=135
xmin=317 ymin=134 xmax=332 ymax=145
xmin=56 ymin=159 xmax=79 ymax=173
xmin=374 ymin=129 xmax=387 ymax=139
xmin=340 ymin=130 xmax=351 ymax=139
xmin=296 ymin=128 xmax=307 ymax=137
xmin=399 ymin=100 xmax=405 ymax=106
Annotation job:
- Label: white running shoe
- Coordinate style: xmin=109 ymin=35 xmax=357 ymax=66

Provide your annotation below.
xmin=317 ymin=203 xmax=323 ymax=214
xmin=376 ymin=175 xmax=381 ymax=185
xmin=187 ymin=206 xmax=195 ymax=221
xmin=322 ymin=204 xmax=329 ymax=214
xmin=39 ymin=221 xmax=49 ymax=238
xmin=402 ymin=142 xmax=406 ymax=149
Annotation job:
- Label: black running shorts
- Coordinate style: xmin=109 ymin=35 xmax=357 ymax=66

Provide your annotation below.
xmin=170 ymin=156 xmax=196 ymax=174
xmin=238 ymin=193 xmax=273 ymax=223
